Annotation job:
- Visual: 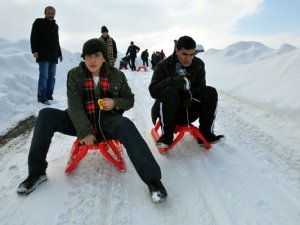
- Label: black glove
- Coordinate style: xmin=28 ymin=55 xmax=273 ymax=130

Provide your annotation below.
xmin=165 ymin=77 xmax=185 ymax=90
xmin=182 ymin=91 xmax=193 ymax=108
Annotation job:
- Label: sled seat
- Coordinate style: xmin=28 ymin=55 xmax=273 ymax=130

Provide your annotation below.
xmin=65 ymin=139 xmax=126 ymax=174
xmin=137 ymin=66 xmax=148 ymax=72
xmin=151 ymin=120 xmax=211 ymax=153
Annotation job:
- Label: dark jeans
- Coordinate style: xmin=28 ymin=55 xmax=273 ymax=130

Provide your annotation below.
xmin=38 ymin=61 xmax=56 ymax=102
xmin=28 ymin=108 xmax=161 ymax=184
xmin=129 ymin=57 xmax=136 ymax=71
xmin=142 ymin=59 xmax=148 ymax=67
xmin=158 ymin=86 xmax=218 ymax=137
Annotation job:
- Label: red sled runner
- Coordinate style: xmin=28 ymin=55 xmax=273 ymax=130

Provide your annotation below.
xmin=65 ymin=139 xmax=126 ymax=173
xmin=151 ymin=120 xmax=211 ymax=153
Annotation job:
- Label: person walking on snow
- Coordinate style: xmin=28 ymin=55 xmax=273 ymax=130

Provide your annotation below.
xmin=30 ymin=6 xmax=63 ymax=105
xmin=17 ymin=38 xmax=167 ymax=203
xmin=99 ymin=25 xmax=117 ymax=66
xmin=149 ymin=36 xmax=224 ymax=148
xmin=141 ymin=49 xmax=149 ymax=67
xmin=126 ymin=41 xmax=140 ymax=71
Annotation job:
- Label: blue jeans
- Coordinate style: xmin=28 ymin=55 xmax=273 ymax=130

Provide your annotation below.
xmin=38 ymin=61 xmax=57 ymax=102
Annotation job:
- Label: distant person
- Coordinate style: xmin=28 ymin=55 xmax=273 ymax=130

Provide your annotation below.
xmin=151 ymin=51 xmax=162 ymax=70
xmin=174 ymin=39 xmax=178 ymax=50
xmin=149 ymin=36 xmax=224 ymax=148
xmin=126 ymin=41 xmax=140 ymax=71
xmin=119 ymin=55 xmax=130 ymax=69
xmin=99 ymin=26 xmax=117 ymax=66
xmin=160 ymin=49 xmax=166 ymax=60
xmin=141 ymin=49 xmax=149 ymax=67
xmin=30 ymin=6 xmax=63 ymax=105
xmin=151 ymin=51 xmax=156 ymax=69
xmin=17 ymin=38 xmax=167 ymax=203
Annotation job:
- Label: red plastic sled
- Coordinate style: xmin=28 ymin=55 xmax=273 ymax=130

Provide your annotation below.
xmin=136 ymin=66 xmax=148 ymax=72
xmin=151 ymin=120 xmax=211 ymax=153
xmin=65 ymin=139 xmax=126 ymax=173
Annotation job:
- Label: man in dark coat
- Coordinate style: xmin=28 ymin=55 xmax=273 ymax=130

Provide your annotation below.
xmin=30 ymin=6 xmax=63 ymax=105
xmin=141 ymin=49 xmax=149 ymax=67
xmin=149 ymin=36 xmax=224 ymax=148
xmin=126 ymin=41 xmax=140 ymax=71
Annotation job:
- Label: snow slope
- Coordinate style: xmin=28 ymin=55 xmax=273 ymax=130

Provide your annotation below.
xmin=0 ymin=39 xmax=299 ymax=225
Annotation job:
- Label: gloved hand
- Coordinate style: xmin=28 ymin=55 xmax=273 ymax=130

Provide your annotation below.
xmin=182 ymin=91 xmax=193 ymax=108
xmin=165 ymin=77 xmax=185 ymax=90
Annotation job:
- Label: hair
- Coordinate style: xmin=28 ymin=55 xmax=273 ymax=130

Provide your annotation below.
xmin=44 ymin=6 xmax=55 ymax=14
xmin=176 ymin=36 xmax=196 ymax=50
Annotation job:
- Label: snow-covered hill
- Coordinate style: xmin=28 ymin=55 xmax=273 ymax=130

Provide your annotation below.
xmin=0 ymin=39 xmax=299 ymax=225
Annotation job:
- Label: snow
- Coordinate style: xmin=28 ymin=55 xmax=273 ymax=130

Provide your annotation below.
xmin=0 ymin=38 xmax=299 ymax=225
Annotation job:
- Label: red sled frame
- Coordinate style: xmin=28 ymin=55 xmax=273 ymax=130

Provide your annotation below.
xmin=151 ymin=120 xmax=212 ymax=153
xmin=65 ymin=139 xmax=126 ymax=174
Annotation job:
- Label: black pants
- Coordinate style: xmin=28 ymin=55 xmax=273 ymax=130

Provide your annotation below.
xmin=28 ymin=108 xmax=161 ymax=184
xmin=129 ymin=57 xmax=136 ymax=71
xmin=142 ymin=59 xmax=148 ymax=67
xmin=158 ymin=86 xmax=218 ymax=137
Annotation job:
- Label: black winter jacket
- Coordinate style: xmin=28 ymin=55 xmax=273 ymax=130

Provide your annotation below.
xmin=126 ymin=45 xmax=140 ymax=58
xmin=149 ymin=53 xmax=206 ymax=99
xmin=30 ymin=18 xmax=62 ymax=63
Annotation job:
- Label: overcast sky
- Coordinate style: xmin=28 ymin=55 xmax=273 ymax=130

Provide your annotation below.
xmin=1 ymin=0 xmax=300 ymax=55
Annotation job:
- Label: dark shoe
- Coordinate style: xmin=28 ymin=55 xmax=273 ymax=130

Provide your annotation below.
xmin=17 ymin=174 xmax=47 ymax=195
xmin=147 ymin=180 xmax=167 ymax=203
xmin=156 ymin=135 xmax=173 ymax=148
xmin=47 ymin=96 xmax=53 ymax=100
xmin=198 ymin=132 xmax=225 ymax=145
xmin=38 ymin=100 xmax=51 ymax=105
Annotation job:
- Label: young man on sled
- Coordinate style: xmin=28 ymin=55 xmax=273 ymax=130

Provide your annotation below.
xmin=149 ymin=36 xmax=224 ymax=148
xmin=17 ymin=38 xmax=167 ymax=203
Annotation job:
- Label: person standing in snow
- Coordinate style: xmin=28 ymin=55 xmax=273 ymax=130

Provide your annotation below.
xmin=99 ymin=26 xmax=117 ymax=66
xmin=141 ymin=49 xmax=149 ymax=67
xmin=30 ymin=6 xmax=63 ymax=105
xmin=160 ymin=49 xmax=166 ymax=60
xmin=149 ymin=36 xmax=224 ymax=148
xmin=126 ymin=41 xmax=140 ymax=71
xmin=17 ymin=38 xmax=167 ymax=202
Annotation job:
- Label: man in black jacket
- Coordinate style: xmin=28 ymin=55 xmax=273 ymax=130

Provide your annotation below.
xmin=30 ymin=6 xmax=63 ymax=105
xmin=149 ymin=36 xmax=224 ymax=148
xmin=126 ymin=41 xmax=140 ymax=71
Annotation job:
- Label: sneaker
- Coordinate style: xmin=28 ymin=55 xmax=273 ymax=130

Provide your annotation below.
xmin=198 ymin=132 xmax=225 ymax=145
xmin=156 ymin=135 xmax=173 ymax=148
xmin=17 ymin=174 xmax=47 ymax=195
xmin=147 ymin=180 xmax=167 ymax=203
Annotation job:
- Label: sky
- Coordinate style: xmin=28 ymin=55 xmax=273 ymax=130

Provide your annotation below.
xmin=1 ymin=0 xmax=300 ymax=56
xmin=0 ymin=38 xmax=299 ymax=225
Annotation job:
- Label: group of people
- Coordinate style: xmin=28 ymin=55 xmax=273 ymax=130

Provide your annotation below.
xmin=18 ymin=5 xmax=224 ymax=203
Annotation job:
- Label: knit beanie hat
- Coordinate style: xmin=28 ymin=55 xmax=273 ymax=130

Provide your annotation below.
xmin=101 ymin=26 xmax=108 ymax=33
xmin=81 ymin=38 xmax=108 ymax=61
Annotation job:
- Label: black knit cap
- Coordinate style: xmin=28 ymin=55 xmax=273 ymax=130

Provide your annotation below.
xmin=101 ymin=26 xmax=108 ymax=33
xmin=81 ymin=38 xmax=108 ymax=60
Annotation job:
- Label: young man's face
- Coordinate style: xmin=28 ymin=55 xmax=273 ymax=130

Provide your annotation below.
xmin=176 ymin=48 xmax=195 ymax=67
xmin=45 ymin=8 xmax=56 ymax=21
xmin=102 ymin=32 xmax=108 ymax=37
xmin=84 ymin=52 xmax=105 ymax=75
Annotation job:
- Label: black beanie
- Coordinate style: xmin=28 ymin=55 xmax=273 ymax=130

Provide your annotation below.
xmin=101 ymin=26 xmax=108 ymax=33
xmin=81 ymin=38 xmax=108 ymax=61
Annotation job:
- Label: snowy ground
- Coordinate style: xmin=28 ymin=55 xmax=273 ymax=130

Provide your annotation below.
xmin=0 ymin=39 xmax=299 ymax=225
